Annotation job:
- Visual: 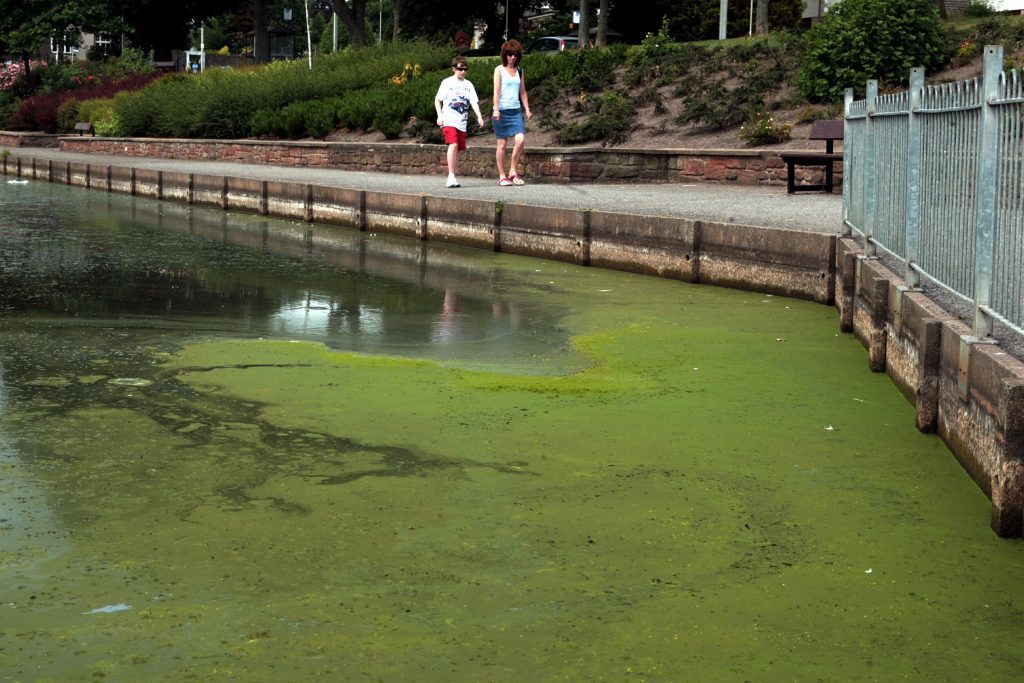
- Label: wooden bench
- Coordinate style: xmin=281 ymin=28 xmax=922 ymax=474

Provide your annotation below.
xmin=779 ymin=119 xmax=843 ymax=194
xmin=74 ymin=122 xmax=94 ymax=136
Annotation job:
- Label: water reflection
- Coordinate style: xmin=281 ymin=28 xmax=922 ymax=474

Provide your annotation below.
xmin=0 ymin=180 xmax=575 ymax=369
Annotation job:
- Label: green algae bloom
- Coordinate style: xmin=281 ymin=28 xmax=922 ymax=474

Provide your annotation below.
xmin=1 ymin=183 xmax=1022 ymax=681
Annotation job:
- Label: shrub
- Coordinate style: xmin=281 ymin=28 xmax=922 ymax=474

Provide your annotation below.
xmin=954 ymin=38 xmax=981 ymax=66
xmin=676 ymin=74 xmax=771 ymax=130
xmin=56 ymin=99 xmax=81 ymax=133
xmin=963 ymin=0 xmax=998 ymax=18
xmin=553 ymin=45 xmax=625 ymax=91
xmin=796 ymin=0 xmax=946 ymax=103
xmin=250 ymin=109 xmax=282 ymax=138
xmin=739 ymin=110 xmax=791 ymax=146
xmin=10 ymin=72 xmax=160 ymax=133
xmin=556 ymin=90 xmax=636 ymax=145
xmin=795 ymin=103 xmax=842 ymax=124
xmin=304 ymin=101 xmax=336 ymax=138
xmin=111 ymin=41 xmax=452 ymax=140
xmin=77 ymin=98 xmax=123 ymax=136
xmin=278 ymin=103 xmax=307 ymax=139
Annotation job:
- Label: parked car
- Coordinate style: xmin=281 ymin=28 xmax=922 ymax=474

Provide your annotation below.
xmin=525 ymin=36 xmax=579 ymax=54
xmin=526 ymin=29 xmax=625 ymax=54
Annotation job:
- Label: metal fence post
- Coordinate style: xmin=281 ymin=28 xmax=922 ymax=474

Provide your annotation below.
xmin=843 ymin=88 xmax=854 ymax=235
xmin=904 ymin=68 xmax=925 ymax=289
xmin=864 ymin=80 xmax=879 ymax=256
xmin=973 ymin=45 xmax=1002 ymax=338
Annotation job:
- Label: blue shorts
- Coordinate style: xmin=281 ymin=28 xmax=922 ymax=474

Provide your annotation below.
xmin=493 ymin=108 xmax=525 ymax=138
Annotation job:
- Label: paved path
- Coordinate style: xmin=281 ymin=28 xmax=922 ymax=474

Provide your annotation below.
xmin=7 ymin=148 xmax=843 ymax=234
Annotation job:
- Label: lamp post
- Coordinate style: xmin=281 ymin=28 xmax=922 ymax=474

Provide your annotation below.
xmin=504 ymin=0 xmax=510 ymax=41
xmin=304 ymin=0 xmax=312 ymax=68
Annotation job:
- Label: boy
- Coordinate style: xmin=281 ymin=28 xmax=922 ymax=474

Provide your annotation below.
xmin=435 ymin=56 xmax=484 ymax=188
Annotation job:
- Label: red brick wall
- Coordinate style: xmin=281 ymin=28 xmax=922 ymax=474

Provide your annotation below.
xmin=55 ymin=137 xmax=842 ymax=190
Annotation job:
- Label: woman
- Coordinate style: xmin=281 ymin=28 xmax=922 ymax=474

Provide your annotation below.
xmin=492 ymin=39 xmax=533 ymax=186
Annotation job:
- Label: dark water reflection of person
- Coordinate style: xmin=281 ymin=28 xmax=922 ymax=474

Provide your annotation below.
xmin=433 ymin=289 xmax=521 ymax=346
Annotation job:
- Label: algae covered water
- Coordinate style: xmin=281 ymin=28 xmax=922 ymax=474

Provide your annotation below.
xmin=1 ymin=180 xmax=1022 ymax=681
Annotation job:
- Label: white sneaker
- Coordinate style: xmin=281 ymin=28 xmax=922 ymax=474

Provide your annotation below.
xmin=446 ymin=176 xmax=460 ymax=188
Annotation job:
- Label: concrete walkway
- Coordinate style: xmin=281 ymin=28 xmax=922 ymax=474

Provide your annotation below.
xmin=6 ymin=147 xmax=843 ymax=234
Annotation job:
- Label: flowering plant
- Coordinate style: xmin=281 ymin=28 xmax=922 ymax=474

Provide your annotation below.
xmin=739 ymin=110 xmax=791 ymax=146
xmin=0 ymin=61 xmax=45 ymax=92
xmin=389 ymin=63 xmax=422 ymax=85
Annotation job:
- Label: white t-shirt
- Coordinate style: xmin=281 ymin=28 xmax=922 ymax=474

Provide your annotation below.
xmin=435 ymin=75 xmax=479 ymax=132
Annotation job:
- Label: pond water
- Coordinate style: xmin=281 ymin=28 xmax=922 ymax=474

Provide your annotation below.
xmin=1 ymin=180 xmax=1022 ymax=681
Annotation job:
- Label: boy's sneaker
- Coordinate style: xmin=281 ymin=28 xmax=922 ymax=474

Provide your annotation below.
xmin=446 ymin=176 xmax=460 ymax=188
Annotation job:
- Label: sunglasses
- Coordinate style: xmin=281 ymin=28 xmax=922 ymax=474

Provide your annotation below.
xmin=455 ymin=66 xmax=468 ymax=71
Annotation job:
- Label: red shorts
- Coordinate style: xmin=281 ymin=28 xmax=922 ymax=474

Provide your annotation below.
xmin=442 ymin=126 xmax=467 ymax=151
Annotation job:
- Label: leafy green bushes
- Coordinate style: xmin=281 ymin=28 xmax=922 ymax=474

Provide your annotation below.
xmin=796 ymin=0 xmax=947 ymax=102
xmin=739 ymin=110 xmax=791 ymax=146
xmin=556 ymin=91 xmax=637 ymax=145
xmin=7 ymin=72 xmax=157 ymax=133
xmin=552 ymin=45 xmax=626 ymax=91
xmin=113 ymin=41 xmax=452 ymax=139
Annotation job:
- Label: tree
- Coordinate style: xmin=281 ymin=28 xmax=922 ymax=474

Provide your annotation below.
xmin=0 ymin=0 xmax=117 ymax=79
xmin=330 ymin=0 xmax=368 ymax=47
xmin=577 ymin=0 xmax=590 ymax=48
xmin=254 ymin=0 xmax=269 ymax=62
xmin=755 ymin=0 xmax=768 ymax=35
xmin=76 ymin=0 xmax=244 ymax=58
xmin=596 ymin=0 xmax=609 ymax=47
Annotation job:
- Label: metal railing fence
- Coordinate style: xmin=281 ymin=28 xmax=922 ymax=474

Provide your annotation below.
xmin=844 ymin=45 xmax=1024 ymax=337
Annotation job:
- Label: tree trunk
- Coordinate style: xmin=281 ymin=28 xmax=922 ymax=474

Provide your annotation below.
xmin=578 ymin=0 xmax=590 ymax=49
xmin=332 ymin=0 xmax=367 ymax=47
xmin=596 ymin=0 xmax=608 ymax=47
xmin=253 ymin=0 xmax=269 ymax=63
xmin=392 ymin=0 xmax=399 ymax=41
xmin=755 ymin=0 xmax=768 ymax=36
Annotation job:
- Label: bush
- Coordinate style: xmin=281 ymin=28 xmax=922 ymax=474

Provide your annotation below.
xmin=963 ymin=0 xmax=998 ymax=18
xmin=10 ymin=72 xmax=159 ymax=133
xmin=796 ymin=0 xmax=946 ymax=103
xmin=77 ymin=98 xmax=123 ymax=136
xmin=250 ymin=109 xmax=282 ymax=138
xmin=111 ymin=41 xmax=453 ymax=140
xmin=281 ymin=103 xmax=308 ymax=139
xmin=739 ymin=110 xmax=791 ymax=146
xmin=553 ymin=45 xmax=626 ymax=91
xmin=556 ymin=90 xmax=636 ymax=145
xmin=56 ymin=99 xmax=81 ymax=133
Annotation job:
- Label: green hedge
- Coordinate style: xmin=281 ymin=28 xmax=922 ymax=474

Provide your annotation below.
xmin=114 ymin=42 xmax=453 ymax=139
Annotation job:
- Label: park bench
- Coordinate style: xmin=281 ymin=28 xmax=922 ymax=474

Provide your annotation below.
xmin=74 ymin=121 xmax=94 ymax=136
xmin=779 ymin=119 xmax=843 ymax=194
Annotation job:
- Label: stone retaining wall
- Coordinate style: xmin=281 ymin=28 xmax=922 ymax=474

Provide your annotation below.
xmin=0 ymin=131 xmax=60 ymax=148
xmin=51 ymin=136 xmax=843 ymax=189
xmin=835 ymin=238 xmax=1024 ymax=537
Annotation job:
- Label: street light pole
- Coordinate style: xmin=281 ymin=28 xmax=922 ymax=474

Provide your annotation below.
xmin=504 ymin=0 xmax=509 ymax=41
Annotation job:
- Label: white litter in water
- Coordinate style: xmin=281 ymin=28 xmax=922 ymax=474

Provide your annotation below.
xmin=6 ymin=180 xmax=28 ymax=185
xmin=598 ymin=289 xmax=612 ymax=292
xmin=864 ymin=568 xmax=873 ymax=574
xmin=824 ymin=425 xmax=834 ymax=431
xmin=82 ymin=603 xmax=132 ymax=615
xmin=108 ymin=377 xmax=153 ymax=387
